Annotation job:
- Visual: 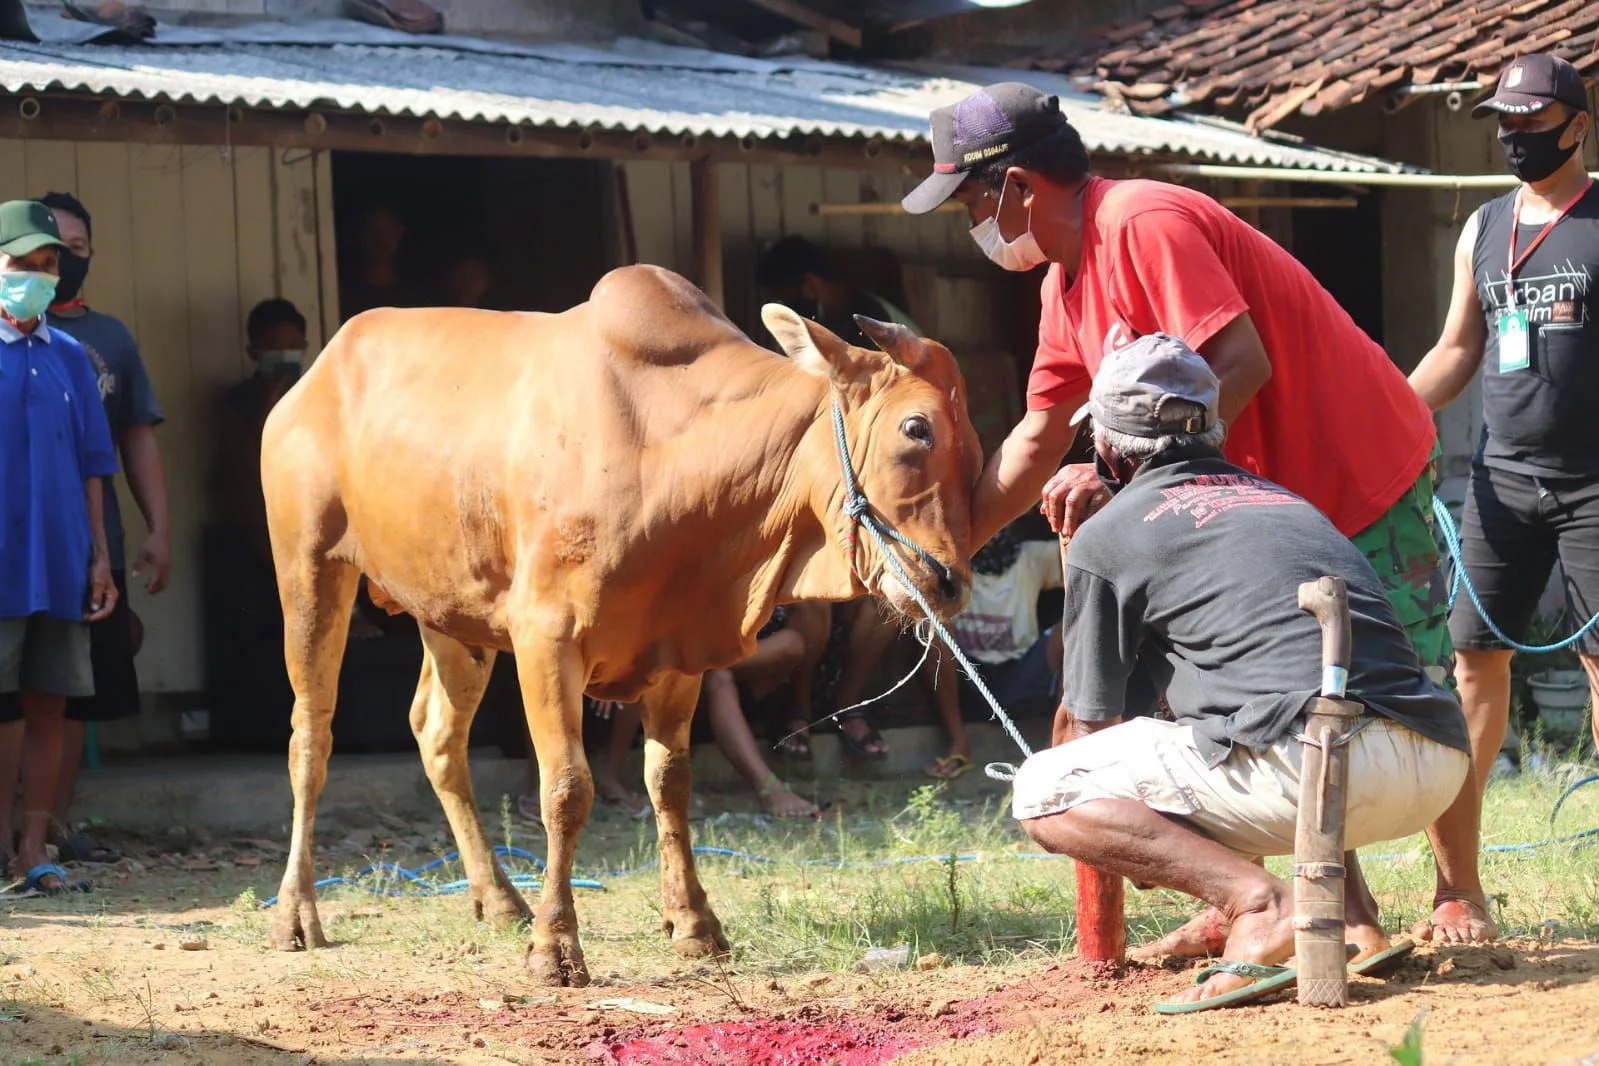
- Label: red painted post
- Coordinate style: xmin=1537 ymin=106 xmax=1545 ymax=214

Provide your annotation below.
xmin=1075 ymin=862 xmax=1126 ymax=963
xmin=1057 ymin=537 xmax=1127 ymax=964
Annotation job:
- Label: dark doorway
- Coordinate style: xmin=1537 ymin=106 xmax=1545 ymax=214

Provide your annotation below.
xmin=1290 ymin=184 xmax=1385 ymax=346
xmin=331 ymin=152 xmax=616 ymax=322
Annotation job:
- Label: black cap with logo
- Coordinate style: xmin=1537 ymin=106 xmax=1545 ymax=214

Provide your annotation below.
xmin=1471 ymin=53 xmax=1591 ymax=119
xmin=902 ymin=82 xmax=1075 ymax=215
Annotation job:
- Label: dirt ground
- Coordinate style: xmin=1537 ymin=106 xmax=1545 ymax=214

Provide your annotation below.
xmin=4 ymin=857 xmax=1596 ymax=1066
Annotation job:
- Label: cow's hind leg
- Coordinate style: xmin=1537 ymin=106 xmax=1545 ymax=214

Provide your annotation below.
xmin=411 ymin=626 xmax=533 ymax=928
xmin=269 ymin=554 xmax=360 ymax=952
xmin=515 ymin=636 xmax=593 ymax=986
xmin=643 ymin=673 xmax=729 ymax=959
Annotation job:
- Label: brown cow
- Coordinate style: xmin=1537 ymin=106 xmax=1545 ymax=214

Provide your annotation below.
xmin=260 ymin=265 xmax=981 ymax=985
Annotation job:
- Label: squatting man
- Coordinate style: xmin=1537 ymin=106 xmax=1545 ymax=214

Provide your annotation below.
xmin=1008 ymin=335 xmax=1473 ymax=1010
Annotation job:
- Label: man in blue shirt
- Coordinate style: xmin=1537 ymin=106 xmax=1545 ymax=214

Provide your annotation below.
xmin=40 ymin=192 xmax=170 ymax=862
xmin=0 ymin=200 xmax=118 ymax=895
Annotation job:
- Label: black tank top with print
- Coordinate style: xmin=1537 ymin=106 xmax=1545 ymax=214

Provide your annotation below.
xmin=1470 ymin=182 xmax=1599 ymax=478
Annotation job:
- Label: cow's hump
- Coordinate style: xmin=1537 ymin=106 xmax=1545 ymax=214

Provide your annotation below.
xmin=589 ymin=265 xmax=747 ymax=366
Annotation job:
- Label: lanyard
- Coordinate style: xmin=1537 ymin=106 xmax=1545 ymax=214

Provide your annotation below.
xmin=1507 ymin=178 xmax=1593 ymax=307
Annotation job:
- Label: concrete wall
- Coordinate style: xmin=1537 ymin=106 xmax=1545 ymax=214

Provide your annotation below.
xmin=0 ymin=140 xmax=337 ymax=723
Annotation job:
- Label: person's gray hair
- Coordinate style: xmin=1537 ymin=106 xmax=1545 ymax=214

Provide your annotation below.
xmin=1093 ymin=400 xmax=1227 ymax=462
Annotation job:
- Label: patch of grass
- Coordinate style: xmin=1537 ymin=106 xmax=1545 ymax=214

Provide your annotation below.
xmin=205 ymin=767 xmax=1596 ymax=984
xmin=1390 ymin=1008 xmax=1428 ymax=1065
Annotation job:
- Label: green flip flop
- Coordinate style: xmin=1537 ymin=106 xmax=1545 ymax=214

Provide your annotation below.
xmin=1349 ymin=939 xmax=1415 ymax=978
xmin=1153 ymin=959 xmax=1299 ymax=1014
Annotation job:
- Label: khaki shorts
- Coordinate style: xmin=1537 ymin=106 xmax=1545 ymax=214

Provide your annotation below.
xmin=1011 ymin=716 xmax=1469 ymax=858
xmin=0 ymin=615 xmax=94 ymax=704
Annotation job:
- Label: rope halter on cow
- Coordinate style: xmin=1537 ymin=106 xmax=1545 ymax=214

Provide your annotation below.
xmin=828 ymin=398 xmax=1034 ymax=780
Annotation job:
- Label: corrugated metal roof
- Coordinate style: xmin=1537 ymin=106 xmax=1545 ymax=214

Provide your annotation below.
xmin=0 ymin=20 xmax=1411 ymax=172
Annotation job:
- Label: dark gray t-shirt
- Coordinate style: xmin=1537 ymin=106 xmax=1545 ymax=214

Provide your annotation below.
xmin=49 ymin=308 xmax=165 ymax=571
xmin=1061 ymin=451 xmax=1470 ymax=767
xmin=1470 ymin=184 xmax=1599 ymax=477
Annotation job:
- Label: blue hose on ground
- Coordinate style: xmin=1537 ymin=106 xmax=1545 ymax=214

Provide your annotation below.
xmin=1433 ymin=495 xmax=1599 ymax=653
xmin=264 ymin=777 xmax=1597 ymax=906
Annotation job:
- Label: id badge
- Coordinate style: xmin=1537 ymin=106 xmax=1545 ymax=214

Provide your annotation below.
xmin=1497 ymin=308 xmax=1530 ymax=372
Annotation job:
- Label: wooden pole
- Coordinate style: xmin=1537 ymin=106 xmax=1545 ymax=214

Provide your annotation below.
xmin=1293 ymin=576 xmax=1361 ymax=1007
xmin=691 ymin=158 xmax=724 ymax=309
xmin=1061 ymin=534 xmax=1126 ymax=965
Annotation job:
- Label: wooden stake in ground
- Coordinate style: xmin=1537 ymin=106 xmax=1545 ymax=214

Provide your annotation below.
xmin=1293 ymin=576 xmax=1364 ymax=1007
xmin=1061 ymin=533 xmax=1126 ymax=965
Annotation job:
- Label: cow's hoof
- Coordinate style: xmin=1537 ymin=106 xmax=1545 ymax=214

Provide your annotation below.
xmin=526 ymin=935 xmax=590 ymax=987
xmin=474 ymin=889 xmax=534 ymax=930
xmin=664 ymin=910 xmax=730 ymax=959
xmin=269 ymin=897 xmax=328 ymax=952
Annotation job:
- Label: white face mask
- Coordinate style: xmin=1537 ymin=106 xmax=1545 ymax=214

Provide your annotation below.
xmin=969 ymin=175 xmax=1047 ymax=272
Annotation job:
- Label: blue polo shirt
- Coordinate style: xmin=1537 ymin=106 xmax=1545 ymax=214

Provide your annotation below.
xmin=0 ymin=316 xmax=119 ymax=621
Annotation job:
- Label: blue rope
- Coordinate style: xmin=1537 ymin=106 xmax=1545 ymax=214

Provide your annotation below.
xmin=265 ymin=824 xmax=1599 ymax=909
xmin=1433 ymin=495 xmax=1599 ymax=653
xmin=260 ymin=846 xmax=602 ymax=907
xmin=828 ymin=400 xmax=1033 ymax=780
xmin=261 ymin=778 xmax=1599 ymax=903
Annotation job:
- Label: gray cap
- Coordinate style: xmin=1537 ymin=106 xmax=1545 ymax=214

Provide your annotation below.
xmin=1069 ymin=333 xmax=1220 ymax=437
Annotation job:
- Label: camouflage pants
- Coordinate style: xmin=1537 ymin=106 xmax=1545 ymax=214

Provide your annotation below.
xmin=1349 ymin=446 xmax=1456 ymax=690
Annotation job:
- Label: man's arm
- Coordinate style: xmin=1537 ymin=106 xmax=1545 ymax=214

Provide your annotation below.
xmin=85 ymin=477 xmax=117 ymax=622
xmin=1410 ymin=213 xmax=1488 ymax=411
xmin=969 ymin=399 xmax=1084 ymax=550
xmin=1198 ymin=312 xmax=1272 ymax=425
xmin=122 ymin=423 xmax=171 ymax=594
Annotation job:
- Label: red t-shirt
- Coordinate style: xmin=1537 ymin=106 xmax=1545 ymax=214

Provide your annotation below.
xmin=1030 ymin=177 xmax=1435 ymax=537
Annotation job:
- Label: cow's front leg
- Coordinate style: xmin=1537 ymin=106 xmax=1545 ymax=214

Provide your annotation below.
xmin=642 ymin=672 xmax=730 ymax=959
xmin=514 ymin=635 xmax=593 ymax=987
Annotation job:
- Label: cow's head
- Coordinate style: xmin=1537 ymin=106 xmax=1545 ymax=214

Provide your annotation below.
xmin=762 ymin=305 xmax=982 ymax=619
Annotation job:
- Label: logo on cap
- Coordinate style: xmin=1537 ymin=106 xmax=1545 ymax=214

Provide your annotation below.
xmin=1507 ymin=64 xmax=1525 ymax=88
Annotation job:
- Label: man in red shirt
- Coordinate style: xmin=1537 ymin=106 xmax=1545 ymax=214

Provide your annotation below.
xmin=903 ymin=83 xmax=1493 ymax=949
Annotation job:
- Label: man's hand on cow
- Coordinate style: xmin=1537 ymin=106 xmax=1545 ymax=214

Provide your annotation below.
xmin=1040 ymin=462 xmax=1111 ymax=538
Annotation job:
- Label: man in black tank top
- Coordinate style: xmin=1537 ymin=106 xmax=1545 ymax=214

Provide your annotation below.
xmin=1410 ymin=52 xmax=1596 ymax=946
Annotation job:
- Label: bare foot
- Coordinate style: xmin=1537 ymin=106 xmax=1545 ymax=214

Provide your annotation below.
xmin=1410 ymin=896 xmax=1499 ymax=945
xmin=1165 ymin=888 xmax=1295 ymax=1005
xmin=1131 ymin=906 xmax=1228 ymax=962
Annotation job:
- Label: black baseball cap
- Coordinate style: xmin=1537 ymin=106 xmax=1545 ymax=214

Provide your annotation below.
xmin=902 ymin=82 xmax=1073 ymax=215
xmin=1471 ymin=53 xmax=1590 ymax=119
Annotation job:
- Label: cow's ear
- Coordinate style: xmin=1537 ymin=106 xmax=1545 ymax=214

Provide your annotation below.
xmin=762 ymin=303 xmax=884 ymax=383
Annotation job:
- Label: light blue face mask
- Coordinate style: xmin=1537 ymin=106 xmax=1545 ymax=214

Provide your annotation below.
xmin=0 ymin=271 xmax=59 ymax=322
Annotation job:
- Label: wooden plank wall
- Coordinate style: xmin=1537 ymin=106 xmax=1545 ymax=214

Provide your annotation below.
xmin=0 ymin=138 xmax=334 ymax=699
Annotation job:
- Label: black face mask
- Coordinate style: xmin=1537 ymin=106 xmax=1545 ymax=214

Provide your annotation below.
xmin=1094 ymin=453 xmax=1126 ymax=496
xmin=53 ymin=251 xmax=90 ymax=304
xmin=1499 ymin=113 xmax=1581 ymax=183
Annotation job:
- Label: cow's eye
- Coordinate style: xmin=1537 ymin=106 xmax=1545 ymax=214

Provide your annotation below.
xmin=901 ymin=415 xmax=933 ymax=446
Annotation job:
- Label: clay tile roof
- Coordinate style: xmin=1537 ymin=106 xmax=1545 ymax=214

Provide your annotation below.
xmin=1022 ymin=0 xmax=1599 ymax=129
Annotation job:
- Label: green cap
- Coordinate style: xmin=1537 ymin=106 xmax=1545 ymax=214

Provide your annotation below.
xmin=0 ymin=200 xmax=67 ymax=258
